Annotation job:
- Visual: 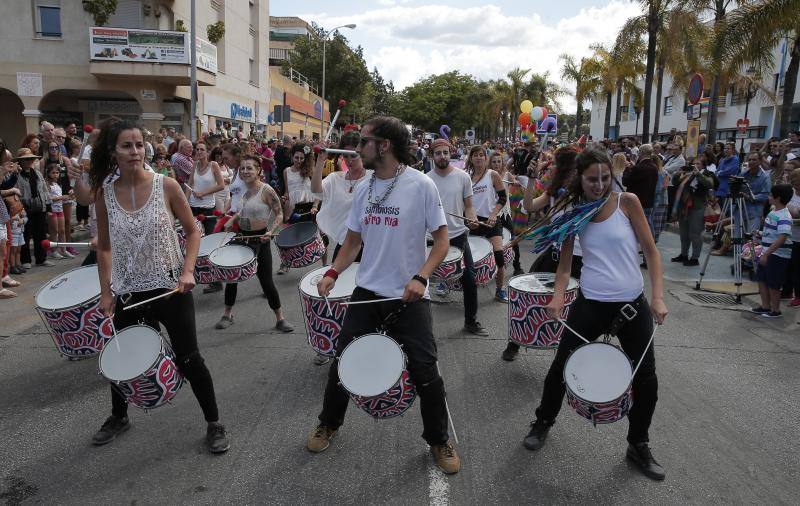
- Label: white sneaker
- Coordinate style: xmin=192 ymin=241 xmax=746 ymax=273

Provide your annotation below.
xmin=50 ymin=252 xmax=64 ymax=260
xmin=62 ymin=250 xmax=75 ymax=259
xmin=22 ymin=263 xmax=32 ymax=269
xmin=37 ymin=260 xmax=55 ymax=267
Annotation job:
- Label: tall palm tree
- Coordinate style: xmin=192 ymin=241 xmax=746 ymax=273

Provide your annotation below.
xmin=523 ymin=72 xmax=568 ymax=113
xmin=610 ymin=25 xmax=646 ymax=140
xmin=560 ymin=54 xmax=595 ymax=138
xmin=712 ymin=0 xmax=800 ymax=138
xmin=507 ymin=67 xmax=530 ymax=139
xmin=584 ymin=46 xmax=619 ymax=139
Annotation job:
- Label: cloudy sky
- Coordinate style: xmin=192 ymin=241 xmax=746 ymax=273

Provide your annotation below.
xmin=270 ymin=0 xmax=645 ymax=113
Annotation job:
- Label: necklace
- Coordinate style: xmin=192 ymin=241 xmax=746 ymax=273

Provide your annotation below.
xmin=345 ymin=169 xmax=364 ymax=193
xmin=367 ymin=165 xmax=403 ymax=206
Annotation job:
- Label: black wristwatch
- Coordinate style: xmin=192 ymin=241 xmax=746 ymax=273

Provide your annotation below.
xmin=412 ymin=274 xmax=428 ymax=287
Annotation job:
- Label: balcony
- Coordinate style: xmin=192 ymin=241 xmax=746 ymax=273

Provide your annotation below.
xmin=88 ymin=27 xmax=216 ymax=86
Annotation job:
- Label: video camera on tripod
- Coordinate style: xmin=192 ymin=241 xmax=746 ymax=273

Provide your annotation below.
xmin=727 ymin=175 xmax=756 ymax=201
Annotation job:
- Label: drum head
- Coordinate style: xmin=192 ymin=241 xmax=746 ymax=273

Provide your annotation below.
xmin=426 ymin=246 xmax=463 ymax=262
xmin=198 ymin=232 xmax=236 ymax=257
xmin=338 ymin=334 xmax=404 ymax=397
xmin=100 ymin=325 xmax=162 ymax=381
xmin=467 ymin=236 xmax=492 ymax=260
xmin=564 ymin=342 xmax=632 ymax=403
xmin=276 ymin=222 xmax=318 ymax=248
xmin=509 ymin=273 xmax=579 ymax=293
xmin=208 ymin=245 xmax=255 ymax=267
xmin=35 ymin=266 xmax=101 ymax=310
xmin=300 ymin=263 xmax=359 ymax=299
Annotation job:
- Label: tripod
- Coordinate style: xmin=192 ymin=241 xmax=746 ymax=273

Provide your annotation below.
xmin=695 ymin=194 xmax=753 ymax=303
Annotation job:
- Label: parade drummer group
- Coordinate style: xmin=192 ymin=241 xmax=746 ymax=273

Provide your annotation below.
xmin=46 ymin=114 xmax=667 ymax=480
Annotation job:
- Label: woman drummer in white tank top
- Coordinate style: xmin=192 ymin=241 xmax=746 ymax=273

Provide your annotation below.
xmin=522 ymin=147 xmax=669 ymax=481
xmin=186 ymin=142 xmax=224 ymax=235
xmin=466 ymin=146 xmax=509 ymax=301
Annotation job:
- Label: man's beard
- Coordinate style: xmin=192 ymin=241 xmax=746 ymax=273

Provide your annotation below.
xmin=434 ymin=158 xmax=449 ymax=169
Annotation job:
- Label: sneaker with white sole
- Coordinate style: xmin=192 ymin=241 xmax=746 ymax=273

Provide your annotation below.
xmin=307 ymin=424 xmax=337 ymax=453
xmin=50 ymin=252 xmax=64 ymax=260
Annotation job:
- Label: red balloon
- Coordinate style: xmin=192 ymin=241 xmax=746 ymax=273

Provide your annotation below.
xmin=83 ymin=124 xmax=94 ymax=133
xmin=518 ymin=112 xmax=532 ymax=125
xmin=338 ymin=99 xmax=347 ymax=108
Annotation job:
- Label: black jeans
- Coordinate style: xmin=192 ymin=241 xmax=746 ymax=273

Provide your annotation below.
xmin=318 ymin=287 xmax=449 ymax=445
xmin=21 ymin=210 xmax=47 ymax=265
xmin=450 ymin=232 xmax=478 ymax=322
xmin=224 ymin=232 xmax=281 ymax=310
xmin=782 ymin=243 xmax=800 ymax=298
xmin=534 ymin=291 xmax=658 ymax=444
xmin=331 ymin=242 xmax=363 ymax=263
xmin=81 ymin=250 xmax=97 ymax=266
xmin=110 ymin=290 xmax=220 ymax=422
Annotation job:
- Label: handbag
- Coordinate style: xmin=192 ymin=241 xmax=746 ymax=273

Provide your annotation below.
xmin=3 ymin=194 xmax=23 ymax=218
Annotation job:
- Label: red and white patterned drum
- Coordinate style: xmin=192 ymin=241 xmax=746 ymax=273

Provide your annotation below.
xmin=564 ymin=341 xmax=633 ymax=425
xmin=35 ymin=265 xmax=113 ymax=358
xmin=99 ymin=325 xmax=183 ymax=410
xmin=502 ymin=228 xmax=515 ymax=266
xmin=298 ymin=263 xmax=359 ymax=357
xmin=338 ymin=333 xmax=416 ymax=419
xmin=275 ymin=222 xmax=325 ymax=268
xmin=194 ymin=232 xmax=235 ymax=284
xmin=508 ymin=273 xmax=579 ymax=348
xmin=446 ymin=236 xmax=496 ymax=291
xmin=176 ymin=218 xmax=204 ymax=253
xmin=208 ymin=244 xmax=258 ymax=283
xmin=430 ymin=246 xmax=465 ymax=281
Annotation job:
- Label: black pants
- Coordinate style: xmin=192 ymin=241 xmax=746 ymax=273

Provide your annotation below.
xmin=318 ymin=287 xmax=449 ymax=445
xmin=81 ymin=250 xmax=97 ymax=266
xmin=21 ymin=210 xmax=47 ymax=265
xmin=782 ymin=243 xmax=800 ymax=298
xmin=331 ymin=242 xmax=363 ymax=263
xmin=110 ymin=290 xmax=220 ymax=422
xmin=190 ymin=206 xmax=217 ymax=236
xmin=450 ymin=232 xmax=478 ymax=322
xmin=224 ymin=232 xmax=281 ymax=310
xmin=534 ymin=291 xmax=658 ymax=444
xmin=76 ymin=204 xmax=89 ymax=221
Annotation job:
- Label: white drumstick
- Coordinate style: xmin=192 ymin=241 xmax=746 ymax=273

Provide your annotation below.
xmin=322 ymin=148 xmax=358 ymax=156
xmin=341 ymin=297 xmax=403 ymax=305
xmin=42 ymin=240 xmax=90 ymax=248
xmin=324 ymin=295 xmax=334 ymax=316
xmin=437 ymin=362 xmax=459 ymax=445
xmin=183 ymin=182 xmax=196 ymax=193
xmin=110 ymin=318 xmax=121 ymax=352
xmin=444 ymin=211 xmax=492 ymax=228
xmin=123 ymin=288 xmax=180 ymax=311
xmin=557 ymin=318 xmax=591 ymax=344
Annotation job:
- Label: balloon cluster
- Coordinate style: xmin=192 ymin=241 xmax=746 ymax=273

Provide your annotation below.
xmin=517 ymin=100 xmax=550 ymax=141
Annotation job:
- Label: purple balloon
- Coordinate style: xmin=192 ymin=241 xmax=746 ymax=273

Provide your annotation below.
xmin=541 ymin=116 xmax=557 ymax=132
xmin=439 ymin=125 xmax=451 ymax=140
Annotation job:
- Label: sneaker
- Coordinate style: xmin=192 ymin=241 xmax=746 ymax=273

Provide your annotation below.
xmin=430 ymin=440 xmax=461 ymax=474
xmin=10 ymin=266 xmax=24 ymax=275
xmin=307 ymin=424 xmax=337 ymax=453
xmin=203 ymin=282 xmax=223 ymax=294
xmin=434 ymin=281 xmax=448 ymax=298
xmin=513 ymin=267 xmax=524 ymax=276
xmin=205 ymin=423 xmax=230 ymax=454
xmin=464 ymin=320 xmax=489 ymax=336
xmin=92 ymin=415 xmax=131 ymax=445
xmin=313 ymin=354 xmax=331 ymax=366
xmin=277 ymin=264 xmax=289 ymax=275
xmin=66 ymin=247 xmax=79 ymax=256
xmin=62 ymin=250 xmax=76 ymax=259
xmin=215 ymin=315 xmax=234 ymax=329
xmin=2 ymin=276 xmax=20 ymax=288
xmin=523 ymin=418 xmax=553 ymax=450
xmin=495 ymin=288 xmax=509 ymax=302
xmin=749 ymin=307 xmax=770 ymax=315
xmin=22 ymin=263 xmax=31 ymax=269
xmin=670 ymin=254 xmax=688 ymax=263
xmin=36 ymin=260 xmax=55 ymax=267
xmin=501 ymin=342 xmax=519 ymax=362
xmin=275 ymin=319 xmax=294 ymax=332
xmin=762 ymin=311 xmax=783 ymax=318
xmin=49 ymin=252 xmax=64 ymax=260
xmin=789 ymin=298 xmax=800 ymax=307
xmin=626 ymin=443 xmax=666 ymax=481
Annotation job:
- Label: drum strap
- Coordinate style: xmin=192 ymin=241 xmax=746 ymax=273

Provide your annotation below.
xmin=378 ymin=303 xmax=408 ymax=333
xmin=607 ymin=293 xmax=647 ymax=337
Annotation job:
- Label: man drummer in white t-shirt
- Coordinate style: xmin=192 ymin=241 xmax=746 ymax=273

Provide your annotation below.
xmin=306 ymin=116 xmax=461 ymax=474
xmin=426 ymin=139 xmax=489 ymax=336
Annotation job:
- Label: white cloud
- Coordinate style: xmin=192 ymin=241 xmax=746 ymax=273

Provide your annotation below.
xmin=302 ymin=1 xmax=644 ymax=113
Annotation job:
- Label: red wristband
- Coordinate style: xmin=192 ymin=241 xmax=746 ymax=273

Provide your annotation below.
xmin=323 ymin=268 xmax=339 ymax=280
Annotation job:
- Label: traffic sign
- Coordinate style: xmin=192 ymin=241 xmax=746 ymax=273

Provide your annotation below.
xmin=688 ymin=73 xmax=704 ymax=105
xmin=465 ymin=129 xmax=475 ymax=140
xmin=687 ymin=103 xmax=702 ymax=120
xmin=536 ymin=114 xmax=558 ymax=135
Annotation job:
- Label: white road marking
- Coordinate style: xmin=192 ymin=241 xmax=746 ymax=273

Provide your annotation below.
xmin=427 ymin=450 xmax=450 ymax=506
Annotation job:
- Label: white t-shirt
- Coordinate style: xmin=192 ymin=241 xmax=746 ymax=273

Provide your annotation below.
xmin=316 ymin=170 xmax=373 ymax=245
xmin=228 ymin=169 xmax=247 ymax=213
xmin=347 ymin=166 xmax=446 ymax=298
xmin=427 ymin=167 xmax=472 ymax=239
xmin=470 ymin=169 xmax=498 ymax=217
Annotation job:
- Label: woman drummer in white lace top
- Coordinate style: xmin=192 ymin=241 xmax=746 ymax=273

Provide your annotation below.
xmin=90 ymin=119 xmax=229 ymax=454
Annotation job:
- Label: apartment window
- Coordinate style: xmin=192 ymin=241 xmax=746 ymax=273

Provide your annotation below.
xmin=35 ymin=1 xmax=62 ymax=37
xmin=663 ymin=96 xmax=673 ymax=115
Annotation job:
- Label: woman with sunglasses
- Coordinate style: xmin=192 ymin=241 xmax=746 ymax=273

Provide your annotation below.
xmin=312 ymin=132 xmax=372 ymax=263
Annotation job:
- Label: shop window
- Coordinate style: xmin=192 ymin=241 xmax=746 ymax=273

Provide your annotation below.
xmin=34 ymin=1 xmax=62 ymax=37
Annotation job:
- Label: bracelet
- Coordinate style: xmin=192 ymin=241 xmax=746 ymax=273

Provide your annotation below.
xmin=323 ymin=268 xmax=339 ymax=280
xmin=412 ymin=274 xmax=428 ymax=287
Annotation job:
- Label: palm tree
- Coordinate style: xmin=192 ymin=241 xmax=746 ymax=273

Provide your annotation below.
xmin=507 ymin=67 xmax=530 ymax=139
xmin=583 ymin=46 xmax=618 ymax=139
xmin=712 ymin=0 xmax=800 ymax=138
xmin=523 ymin=72 xmax=568 ymax=113
xmin=560 ymin=54 xmax=595 ymax=138
xmin=610 ymin=25 xmax=646 ymax=140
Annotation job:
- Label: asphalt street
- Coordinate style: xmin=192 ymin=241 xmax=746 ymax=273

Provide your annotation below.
xmin=1 ymin=232 xmax=799 ymax=505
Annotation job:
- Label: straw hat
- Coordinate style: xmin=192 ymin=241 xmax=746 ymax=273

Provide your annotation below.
xmin=13 ymin=148 xmax=41 ymax=161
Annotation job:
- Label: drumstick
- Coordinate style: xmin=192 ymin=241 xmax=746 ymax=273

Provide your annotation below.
xmin=233 ymin=233 xmax=274 ymax=240
xmin=183 ymin=182 xmax=196 ymax=193
xmin=110 ymin=318 xmax=121 ymax=353
xmin=123 ymin=288 xmax=180 ymax=311
xmin=321 ymin=148 xmax=358 ymax=156
xmin=436 ymin=362 xmax=459 ymax=445
xmin=444 ymin=211 xmax=493 ymax=228
xmin=504 ymin=196 xmax=571 ymax=248
xmin=556 ymin=318 xmax=591 ymax=344
xmin=41 ymin=240 xmax=90 ymax=248
xmin=631 ymin=322 xmax=658 ymax=380
xmin=341 ymin=297 xmax=403 ymax=305
xmin=324 ymin=295 xmax=334 ymax=316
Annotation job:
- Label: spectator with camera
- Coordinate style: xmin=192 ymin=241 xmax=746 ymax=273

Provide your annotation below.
xmin=671 ymin=158 xmax=714 ymax=266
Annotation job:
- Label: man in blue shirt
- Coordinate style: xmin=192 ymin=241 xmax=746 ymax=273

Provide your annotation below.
xmin=715 ymin=142 xmax=741 ymax=198
xmin=739 ymin=152 xmax=771 ymax=233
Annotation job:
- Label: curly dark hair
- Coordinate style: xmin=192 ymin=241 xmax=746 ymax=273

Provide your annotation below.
xmin=547 ymin=146 xmax=579 ymax=197
xmin=339 ymin=131 xmax=361 ymax=149
xmin=89 ymin=118 xmax=143 ymax=192
xmin=566 ymin=147 xmax=613 ymax=201
xmin=363 ymin=116 xmax=414 ymax=165
xmin=290 ymin=143 xmax=313 ymax=179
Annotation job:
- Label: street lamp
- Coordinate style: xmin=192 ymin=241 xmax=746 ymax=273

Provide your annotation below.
xmin=321 ymin=23 xmax=356 ymax=139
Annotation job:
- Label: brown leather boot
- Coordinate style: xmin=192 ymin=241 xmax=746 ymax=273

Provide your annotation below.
xmin=430 ymin=440 xmax=461 ymax=474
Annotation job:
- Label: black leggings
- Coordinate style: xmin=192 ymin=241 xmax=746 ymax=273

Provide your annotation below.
xmin=110 ymin=289 xmax=220 ymax=422
xmin=21 ymin=210 xmax=47 ymax=265
xmin=534 ymin=291 xmax=658 ymax=444
xmin=318 ymin=287 xmax=449 ymax=445
xmin=450 ymin=232 xmax=478 ymax=322
xmin=224 ymin=231 xmax=281 ymax=310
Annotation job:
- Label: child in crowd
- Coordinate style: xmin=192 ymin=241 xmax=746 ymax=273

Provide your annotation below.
xmin=45 ymin=162 xmax=73 ymax=259
xmin=9 ymin=209 xmax=27 ymax=274
xmin=751 ymin=184 xmax=794 ymax=318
